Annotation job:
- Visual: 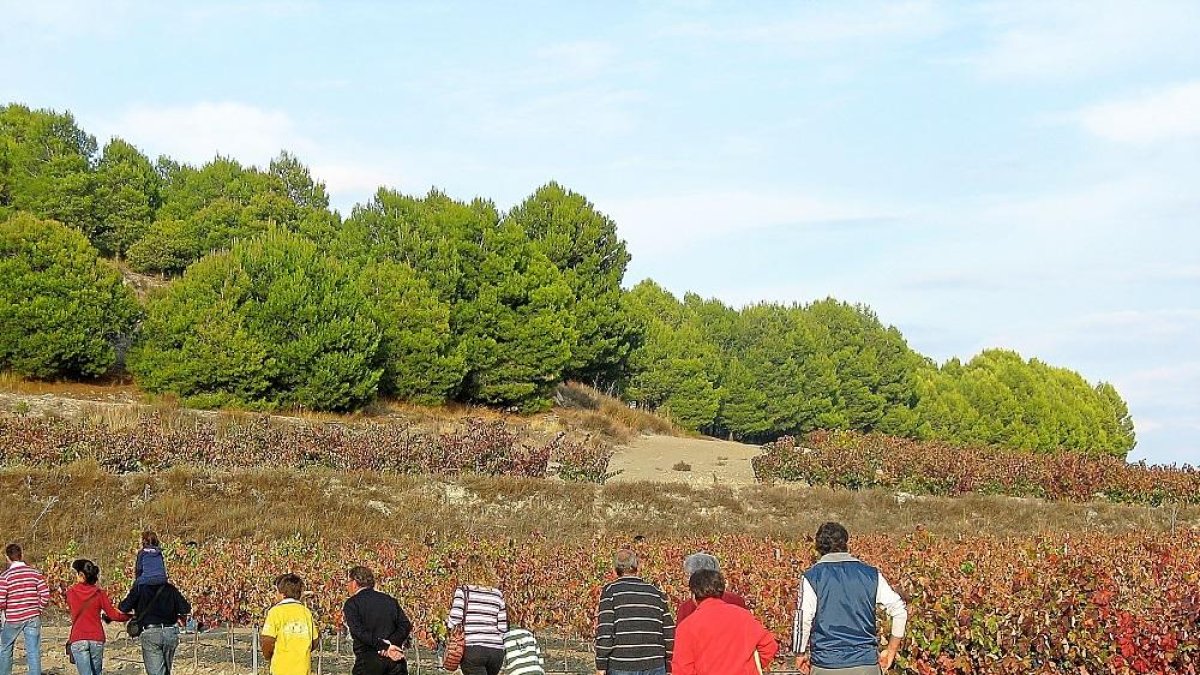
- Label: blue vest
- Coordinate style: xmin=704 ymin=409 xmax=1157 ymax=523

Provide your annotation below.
xmin=804 ymin=554 xmax=879 ymax=669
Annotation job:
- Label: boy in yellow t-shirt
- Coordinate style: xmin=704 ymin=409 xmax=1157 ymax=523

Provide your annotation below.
xmin=261 ymin=574 xmax=319 ymax=675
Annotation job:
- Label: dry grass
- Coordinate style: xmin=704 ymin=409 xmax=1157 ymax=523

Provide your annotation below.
xmin=2 ymin=465 xmax=1195 ymax=566
xmin=555 ymin=382 xmax=684 ymax=442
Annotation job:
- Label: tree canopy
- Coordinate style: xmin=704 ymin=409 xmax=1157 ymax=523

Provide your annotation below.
xmin=0 ymin=101 xmax=1140 ymax=457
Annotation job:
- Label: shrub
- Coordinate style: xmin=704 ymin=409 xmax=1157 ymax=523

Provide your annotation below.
xmin=129 ymin=227 xmax=382 ymax=411
xmin=0 ymin=213 xmax=141 ymax=378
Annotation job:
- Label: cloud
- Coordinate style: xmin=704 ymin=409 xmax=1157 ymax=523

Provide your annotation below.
xmin=664 ymin=0 xmax=946 ymax=47
xmin=602 ymin=190 xmax=888 ymax=254
xmin=100 ymin=101 xmax=311 ymax=167
xmin=1076 ymin=81 xmax=1200 ymax=144
xmin=969 ymin=0 xmax=1200 ymax=80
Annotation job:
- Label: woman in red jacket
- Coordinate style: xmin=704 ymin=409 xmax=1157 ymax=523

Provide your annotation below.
xmin=66 ymin=559 xmax=130 ymax=675
xmin=672 ymin=569 xmax=778 ymax=675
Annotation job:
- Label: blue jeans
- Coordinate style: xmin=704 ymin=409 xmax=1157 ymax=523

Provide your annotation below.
xmin=0 ymin=617 xmax=41 ymax=675
xmin=609 ymin=668 xmax=667 ymax=675
xmin=70 ymin=640 xmax=105 ymax=675
xmin=138 ymin=626 xmax=179 ymax=675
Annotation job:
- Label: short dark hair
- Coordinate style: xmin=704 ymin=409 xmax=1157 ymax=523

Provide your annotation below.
xmin=73 ymin=559 xmax=100 ymax=585
xmin=142 ymin=530 xmax=160 ymax=548
xmin=815 ymin=522 xmax=850 ymax=555
xmin=348 ymin=566 xmax=375 ymax=588
xmin=275 ymin=573 xmax=304 ymax=600
xmin=5 ymin=544 xmax=22 ymax=561
xmin=688 ymin=569 xmax=725 ymax=600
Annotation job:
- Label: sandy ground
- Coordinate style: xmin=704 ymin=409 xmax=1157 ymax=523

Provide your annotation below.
xmin=10 ymin=624 xmax=598 ymax=675
xmin=607 ymin=434 xmax=761 ymax=486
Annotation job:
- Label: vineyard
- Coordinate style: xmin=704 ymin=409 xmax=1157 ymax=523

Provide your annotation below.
xmin=753 ymin=431 xmax=1200 ymax=505
xmin=0 ymin=413 xmax=613 ymax=482
xmin=37 ymin=531 xmax=1200 ymax=675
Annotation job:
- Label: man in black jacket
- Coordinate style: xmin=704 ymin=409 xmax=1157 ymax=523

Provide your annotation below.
xmin=343 ymin=566 xmax=412 ymax=675
xmin=119 ymin=581 xmax=191 ymax=675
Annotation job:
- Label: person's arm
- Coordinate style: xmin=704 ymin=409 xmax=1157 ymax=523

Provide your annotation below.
xmin=174 ymin=587 xmax=192 ymax=624
xmin=261 ymin=606 xmax=279 ymax=660
xmin=36 ymin=572 xmax=50 ymax=610
xmin=0 ymin=572 xmax=9 ymax=612
xmin=446 ymin=587 xmax=464 ymax=629
xmin=793 ymin=579 xmax=817 ymax=672
xmin=594 ymin=585 xmax=614 ymax=675
xmin=389 ymin=601 xmax=412 ymax=647
xmin=876 ymin=574 xmax=907 ymax=670
xmin=135 ymin=551 xmax=144 ymax=579
xmin=660 ymin=590 xmax=675 ymax=669
xmin=755 ymin=618 xmax=779 ymax=670
xmin=670 ymin=624 xmax=694 ymax=675
xmin=100 ymin=590 xmax=131 ymax=623
xmin=497 ymin=593 xmax=508 ymax=634
xmin=309 ymin=608 xmax=320 ymax=653
xmin=118 ymin=584 xmax=139 ymax=615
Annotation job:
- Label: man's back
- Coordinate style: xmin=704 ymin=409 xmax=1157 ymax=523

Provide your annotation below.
xmin=342 ymin=588 xmax=411 ymax=656
xmin=0 ymin=562 xmax=49 ymax=622
xmin=118 ymin=582 xmax=191 ymax=626
xmin=595 ymin=576 xmax=675 ymax=673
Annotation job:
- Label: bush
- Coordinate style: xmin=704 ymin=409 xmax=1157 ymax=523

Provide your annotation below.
xmin=0 ymin=212 xmax=141 ymax=378
xmin=129 ymin=227 xmax=382 ymax=411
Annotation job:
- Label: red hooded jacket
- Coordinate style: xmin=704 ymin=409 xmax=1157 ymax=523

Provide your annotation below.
xmin=66 ymin=583 xmax=130 ymax=643
xmin=671 ymin=597 xmax=778 ymax=675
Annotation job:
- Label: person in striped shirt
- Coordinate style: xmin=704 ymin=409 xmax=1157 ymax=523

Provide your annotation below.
xmin=446 ymin=557 xmax=508 ymax=675
xmin=501 ymin=604 xmax=544 ymax=675
xmin=594 ymin=549 xmax=675 ymax=675
xmin=0 ymin=543 xmax=50 ymax=675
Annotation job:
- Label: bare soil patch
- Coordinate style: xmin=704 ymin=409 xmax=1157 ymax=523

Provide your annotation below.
xmin=608 ymin=434 xmax=760 ymax=486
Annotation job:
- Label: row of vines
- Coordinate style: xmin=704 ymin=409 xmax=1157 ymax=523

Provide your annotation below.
xmin=0 ymin=413 xmax=614 ymax=482
xmin=753 ymin=431 xmax=1200 ymax=505
xmin=40 ymin=531 xmax=1200 ymax=674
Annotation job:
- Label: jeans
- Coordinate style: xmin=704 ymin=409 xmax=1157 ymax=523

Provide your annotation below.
xmin=70 ymin=640 xmax=105 ymax=675
xmin=139 ymin=626 xmax=179 ymax=675
xmin=0 ymin=616 xmax=41 ymax=675
xmin=608 ymin=667 xmax=667 ymax=675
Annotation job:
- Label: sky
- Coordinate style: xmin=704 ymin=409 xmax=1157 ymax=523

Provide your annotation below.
xmin=2 ymin=1 xmax=1197 ymax=464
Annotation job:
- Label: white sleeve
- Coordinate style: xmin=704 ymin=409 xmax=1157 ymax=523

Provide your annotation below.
xmin=876 ymin=574 xmax=907 ymax=639
xmin=792 ymin=578 xmax=817 ymax=653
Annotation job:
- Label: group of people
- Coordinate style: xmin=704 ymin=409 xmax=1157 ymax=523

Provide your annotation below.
xmin=594 ymin=522 xmax=907 ymax=675
xmin=0 ymin=533 xmax=191 ymax=675
xmin=0 ymin=521 xmax=907 ymax=675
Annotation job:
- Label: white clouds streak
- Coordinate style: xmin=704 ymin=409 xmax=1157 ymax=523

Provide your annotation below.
xmin=1077 ymin=81 xmax=1200 ymax=144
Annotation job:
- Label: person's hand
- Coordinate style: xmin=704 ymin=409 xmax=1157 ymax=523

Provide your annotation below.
xmin=385 ymin=645 xmax=405 ymax=662
xmin=879 ymin=648 xmax=897 ymax=670
xmin=596 ymin=670 xmax=605 ymax=675
xmin=794 ymin=654 xmax=811 ymax=674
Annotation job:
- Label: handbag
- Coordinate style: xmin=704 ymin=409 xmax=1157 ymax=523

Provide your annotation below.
xmin=67 ymin=593 xmax=99 ymax=664
xmin=442 ymin=586 xmax=470 ymax=671
xmin=127 ymin=584 xmax=168 ymax=638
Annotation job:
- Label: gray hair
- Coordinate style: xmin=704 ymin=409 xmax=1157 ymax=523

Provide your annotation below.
xmin=683 ymin=553 xmax=720 ymax=576
xmin=614 ymin=549 xmax=639 ymax=574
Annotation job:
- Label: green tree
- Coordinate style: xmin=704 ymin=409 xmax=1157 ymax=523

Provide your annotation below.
xmin=355 ymin=261 xmax=465 ymax=404
xmin=0 ymin=213 xmax=140 ymax=378
xmin=130 ymin=227 xmax=382 ymax=411
xmin=0 ymin=104 xmax=99 ymax=243
xmin=92 ymin=138 xmax=161 ymax=256
xmin=506 ymin=182 xmax=637 ymax=386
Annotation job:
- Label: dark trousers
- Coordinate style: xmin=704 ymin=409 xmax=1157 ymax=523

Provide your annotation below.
xmin=461 ymin=646 xmax=504 ymax=675
xmin=352 ymin=653 xmax=407 ymax=675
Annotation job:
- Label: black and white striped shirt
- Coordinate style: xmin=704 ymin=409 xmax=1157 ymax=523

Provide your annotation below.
xmin=447 ymin=585 xmax=508 ymax=650
xmin=594 ymin=576 xmax=675 ymax=672
xmin=503 ymin=628 xmax=545 ymax=675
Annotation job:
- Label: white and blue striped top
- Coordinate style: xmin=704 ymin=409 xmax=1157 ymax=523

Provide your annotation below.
xmin=447 ymin=585 xmax=508 ymax=650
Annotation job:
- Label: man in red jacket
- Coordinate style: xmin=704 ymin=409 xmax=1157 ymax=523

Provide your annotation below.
xmin=671 ymin=570 xmax=777 ymax=675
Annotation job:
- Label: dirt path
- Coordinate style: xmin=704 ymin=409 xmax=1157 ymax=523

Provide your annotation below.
xmin=608 ymin=434 xmax=761 ymax=486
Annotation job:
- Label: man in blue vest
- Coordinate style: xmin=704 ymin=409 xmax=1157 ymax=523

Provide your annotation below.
xmin=791 ymin=523 xmax=907 ymax=674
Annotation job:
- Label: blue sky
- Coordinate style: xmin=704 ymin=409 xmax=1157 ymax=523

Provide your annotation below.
xmin=3 ymin=1 xmax=1197 ymax=464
